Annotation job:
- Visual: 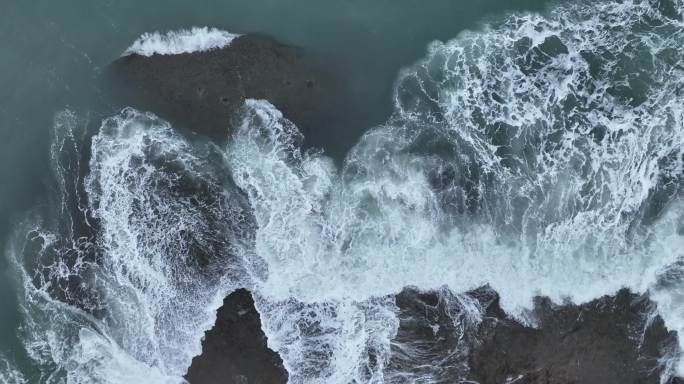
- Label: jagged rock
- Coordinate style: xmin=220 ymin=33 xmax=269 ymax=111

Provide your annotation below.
xmin=469 ymin=288 xmax=680 ymax=384
xmin=384 ymin=287 xmax=493 ymax=381
xmin=190 ymin=286 xmax=680 ymax=384
xmin=383 ymin=286 xmax=680 ymax=383
xmin=186 ymin=288 xmax=288 ymax=384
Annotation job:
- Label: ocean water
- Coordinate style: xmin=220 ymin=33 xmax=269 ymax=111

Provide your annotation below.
xmin=2 ymin=0 xmax=684 ymax=383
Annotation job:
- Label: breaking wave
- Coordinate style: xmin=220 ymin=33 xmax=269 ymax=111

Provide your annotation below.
xmin=5 ymin=0 xmax=684 ymax=383
xmin=123 ymin=27 xmax=239 ymax=57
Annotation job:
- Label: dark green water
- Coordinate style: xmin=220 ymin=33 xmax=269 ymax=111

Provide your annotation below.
xmin=0 ymin=0 xmax=552 ymax=379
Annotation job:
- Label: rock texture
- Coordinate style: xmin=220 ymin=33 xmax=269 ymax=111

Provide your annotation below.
xmin=384 ymin=287 xmax=496 ymax=381
xmin=384 ymin=286 xmax=681 ymax=383
xmin=469 ymin=288 xmax=680 ymax=384
xmin=185 ymin=289 xmax=287 ymax=384
xmin=189 ymin=286 xmax=680 ymax=384
xmin=109 ymin=34 xmax=340 ymax=142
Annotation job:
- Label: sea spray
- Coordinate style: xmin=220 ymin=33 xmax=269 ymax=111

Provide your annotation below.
xmin=123 ymin=27 xmax=239 ymax=57
xmin=226 ymin=0 xmax=684 ymax=379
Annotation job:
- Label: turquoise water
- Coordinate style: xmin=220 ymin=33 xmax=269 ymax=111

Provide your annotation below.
xmin=8 ymin=0 xmax=684 ymax=382
xmin=0 ymin=0 xmax=550 ymax=378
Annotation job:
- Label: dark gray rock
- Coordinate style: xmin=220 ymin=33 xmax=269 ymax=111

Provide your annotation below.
xmin=185 ymin=288 xmax=287 ymax=384
xmin=109 ymin=34 xmax=340 ymax=142
xmin=382 ymin=286 xmax=681 ymax=383
xmin=469 ymin=288 xmax=680 ymax=384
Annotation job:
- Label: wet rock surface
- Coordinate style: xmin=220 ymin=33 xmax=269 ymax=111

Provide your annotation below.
xmin=469 ymin=288 xmax=679 ymax=384
xmin=185 ymin=288 xmax=287 ymax=384
xmin=109 ymin=34 xmax=340 ymax=143
xmin=188 ymin=286 xmax=680 ymax=384
xmin=385 ymin=286 xmax=680 ymax=384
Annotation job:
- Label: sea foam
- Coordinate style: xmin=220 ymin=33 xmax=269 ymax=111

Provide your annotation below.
xmin=123 ymin=27 xmax=238 ymax=57
xmin=9 ymin=109 xmax=252 ymax=383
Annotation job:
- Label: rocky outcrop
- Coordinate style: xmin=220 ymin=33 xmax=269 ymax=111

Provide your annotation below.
xmin=384 ymin=287 xmax=499 ymax=381
xmin=109 ymin=35 xmax=339 ymax=142
xmin=185 ymin=289 xmax=288 ymax=384
xmin=469 ymin=288 xmax=680 ymax=384
xmin=188 ymin=286 xmax=680 ymax=384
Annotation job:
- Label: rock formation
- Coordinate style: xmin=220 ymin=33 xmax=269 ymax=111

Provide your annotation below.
xmin=110 ymin=35 xmax=339 ymax=143
xmin=186 ymin=289 xmax=288 ymax=384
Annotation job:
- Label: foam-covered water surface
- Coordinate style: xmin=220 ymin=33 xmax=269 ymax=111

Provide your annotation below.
xmin=8 ymin=109 xmax=254 ymax=383
xmin=3 ymin=0 xmax=684 ymax=382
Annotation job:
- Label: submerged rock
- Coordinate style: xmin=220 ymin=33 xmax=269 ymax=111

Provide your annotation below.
xmin=384 ymin=286 xmax=680 ymax=383
xmin=185 ymin=288 xmax=288 ymax=384
xmin=110 ymin=34 xmax=339 ymax=142
xmin=385 ymin=287 xmax=496 ymax=381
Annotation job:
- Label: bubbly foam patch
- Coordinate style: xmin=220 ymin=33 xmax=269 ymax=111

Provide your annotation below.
xmin=123 ymin=27 xmax=238 ymax=57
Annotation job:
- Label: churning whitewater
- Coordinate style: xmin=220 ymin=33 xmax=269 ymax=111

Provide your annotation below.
xmin=6 ymin=0 xmax=684 ymax=383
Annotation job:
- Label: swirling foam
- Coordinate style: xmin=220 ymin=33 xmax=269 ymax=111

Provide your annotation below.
xmin=9 ymin=109 xmax=252 ymax=383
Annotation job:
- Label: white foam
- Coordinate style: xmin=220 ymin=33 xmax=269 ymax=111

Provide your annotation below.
xmin=224 ymin=0 xmax=684 ymax=380
xmin=0 ymin=353 xmax=26 ymax=384
xmin=10 ymin=0 xmax=684 ymax=382
xmin=123 ymin=27 xmax=238 ymax=57
xmin=227 ymin=98 xmax=682 ymax=381
xmin=10 ymin=108 xmax=250 ymax=383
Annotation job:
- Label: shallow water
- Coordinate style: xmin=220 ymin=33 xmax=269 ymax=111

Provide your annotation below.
xmin=3 ymin=0 xmax=684 ymax=383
